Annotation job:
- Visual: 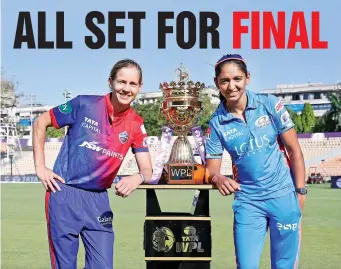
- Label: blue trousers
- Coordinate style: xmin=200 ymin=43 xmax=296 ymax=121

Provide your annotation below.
xmin=45 ymin=183 xmax=114 ymax=269
xmin=233 ymin=191 xmax=301 ymax=269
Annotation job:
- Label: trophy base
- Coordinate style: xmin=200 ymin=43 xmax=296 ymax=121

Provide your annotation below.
xmin=163 ymin=163 xmax=206 ymax=184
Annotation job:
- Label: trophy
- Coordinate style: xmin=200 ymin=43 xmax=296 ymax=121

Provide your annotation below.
xmin=160 ymin=64 xmax=206 ymax=184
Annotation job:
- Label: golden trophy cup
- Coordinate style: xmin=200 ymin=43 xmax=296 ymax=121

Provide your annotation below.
xmin=160 ymin=64 xmax=206 ymax=184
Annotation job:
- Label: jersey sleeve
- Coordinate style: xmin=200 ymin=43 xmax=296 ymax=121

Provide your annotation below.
xmin=131 ymin=121 xmax=149 ymax=154
xmin=267 ymin=94 xmax=295 ymax=134
xmin=49 ymin=96 xmax=81 ymax=129
xmin=205 ymin=122 xmax=223 ymax=159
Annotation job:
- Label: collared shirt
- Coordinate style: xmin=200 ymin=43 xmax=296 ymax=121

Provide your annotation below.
xmin=49 ymin=93 xmax=148 ymax=191
xmin=206 ymin=90 xmax=295 ymax=200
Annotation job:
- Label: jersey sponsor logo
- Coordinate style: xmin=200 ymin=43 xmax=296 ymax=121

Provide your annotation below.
xmin=235 ymin=135 xmax=270 ymax=156
xmin=78 ymin=141 xmax=124 ymax=160
xmin=206 ymin=127 xmax=211 ymax=139
xmin=281 ymin=111 xmax=293 ymax=126
xmin=276 ymin=222 xmax=298 ymax=232
xmin=119 ymin=131 xmax=129 ymax=144
xmin=255 ymin=115 xmax=271 ymax=129
xmin=223 ymin=128 xmax=243 ymax=141
xmin=97 ymin=212 xmax=113 ymax=228
xmin=79 ymin=141 xmax=102 ymax=151
xmin=82 ymin=117 xmax=100 ymax=133
xmin=58 ymin=101 xmax=72 ymax=114
xmin=275 ymin=101 xmax=284 ymax=113
xmin=140 ymin=124 xmax=147 ymax=134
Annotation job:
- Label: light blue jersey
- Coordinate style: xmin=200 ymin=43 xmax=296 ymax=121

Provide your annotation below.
xmin=206 ymin=90 xmax=296 ymax=200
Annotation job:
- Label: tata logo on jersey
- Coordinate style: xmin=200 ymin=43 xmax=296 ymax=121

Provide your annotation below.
xmin=82 ymin=117 xmax=100 ymax=133
xmin=78 ymin=141 xmax=123 ymax=160
xmin=223 ymin=128 xmax=243 ymax=141
xmin=235 ymin=135 xmax=270 ymax=156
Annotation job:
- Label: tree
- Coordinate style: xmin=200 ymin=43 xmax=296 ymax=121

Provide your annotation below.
xmin=133 ymin=101 xmax=165 ymax=136
xmin=313 ymin=115 xmax=334 ymax=132
xmin=1 ymin=69 xmax=22 ymax=110
xmin=327 ymin=92 xmax=341 ymax=131
xmin=46 ymin=127 xmax=66 ymax=138
xmin=287 ymin=108 xmax=303 ymax=133
xmin=197 ymin=95 xmax=218 ymax=132
xmin=313 ymin=92 xmax=341 ymax=132
xmin=301 ymin=103 xmax=315 ymax=133
xmin=293 ymin=113 xmax=303 ymax=133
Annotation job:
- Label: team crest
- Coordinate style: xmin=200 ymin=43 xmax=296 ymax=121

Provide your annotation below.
xmin=255 ymin=115 xmax=271 ymax=129
xmin=119 ymin=131 xmax=129 ymax=144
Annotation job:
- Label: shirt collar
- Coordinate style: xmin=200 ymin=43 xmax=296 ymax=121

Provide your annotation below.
xmin=104 ymin=93 xmax=131 ymax=122
xmin=216 ymin=90 xmax=257 ymax=123
xmin=245 ymin=90 xmax=257 ymax=109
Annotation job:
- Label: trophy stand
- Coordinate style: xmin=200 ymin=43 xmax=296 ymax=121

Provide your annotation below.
xmin=139 ymin=184 xmax=214 ymax=269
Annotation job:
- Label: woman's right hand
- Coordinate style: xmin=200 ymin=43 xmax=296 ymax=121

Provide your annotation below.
xmin=36 ymin=165 xmax=65 ymax=192
xmin=212 ymin=174 xmax=241 ymax=196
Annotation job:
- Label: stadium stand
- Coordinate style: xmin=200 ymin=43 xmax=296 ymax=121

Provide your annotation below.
xmin=309 ymin=157 xmax=341 ymax=177
xmin=1 ymin=134 xmax=341 ymax=180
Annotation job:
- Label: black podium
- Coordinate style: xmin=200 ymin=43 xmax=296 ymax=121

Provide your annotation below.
xmin=138 ymin=185 xmax=216 ymax=269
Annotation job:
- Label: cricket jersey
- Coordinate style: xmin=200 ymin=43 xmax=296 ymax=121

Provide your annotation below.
xmin=49 ymin=93 xmax=148 ymax=191
xmin=206 ymin=90 xmax=296 ymax=200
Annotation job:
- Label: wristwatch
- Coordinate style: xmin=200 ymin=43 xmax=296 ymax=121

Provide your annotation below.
xmin=295 ymin=188 xmax=307 ymax=195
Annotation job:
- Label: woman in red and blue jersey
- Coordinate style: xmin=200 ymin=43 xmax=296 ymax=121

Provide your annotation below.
xmin=33 ymin=59 xmax=152 ymax=269
xmin=206 ymin=54 xmax=306 ymax=269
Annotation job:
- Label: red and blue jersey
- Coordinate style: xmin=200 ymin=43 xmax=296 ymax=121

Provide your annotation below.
xmin=49 ymin=93 xmax=148 ymax=191
xmin=206 ymin=90 xmax=295 ymax=200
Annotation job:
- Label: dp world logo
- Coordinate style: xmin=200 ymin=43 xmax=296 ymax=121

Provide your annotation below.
xmin=152 ymin=227 xmax=175 ymax=252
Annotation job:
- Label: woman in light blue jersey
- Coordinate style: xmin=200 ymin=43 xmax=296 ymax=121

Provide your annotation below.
xmin=205 ymin=54 xmax=306 ymax=269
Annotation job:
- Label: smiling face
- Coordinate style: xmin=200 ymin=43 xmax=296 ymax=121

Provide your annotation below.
xmin=109 ymin=66 xmax=142 ymax=109
xmin=214 ymin=62 xmax=250 ymax=104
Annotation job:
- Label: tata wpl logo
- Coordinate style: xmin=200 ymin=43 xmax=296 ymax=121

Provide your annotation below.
xmin=176 ymin=226 xmax=204 ymax=253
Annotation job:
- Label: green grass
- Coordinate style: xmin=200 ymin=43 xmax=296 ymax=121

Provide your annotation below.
xmin=1 ymin=184 xmax=341 ymax=269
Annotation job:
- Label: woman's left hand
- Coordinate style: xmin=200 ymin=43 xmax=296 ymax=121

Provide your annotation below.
xmin=115 ymin=175 xmax=142 ymax=198
xmin=297 ymin=193 xmax=306 ymax=212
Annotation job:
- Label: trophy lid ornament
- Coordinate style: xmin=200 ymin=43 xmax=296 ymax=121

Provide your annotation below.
xmin=160 ymin=64 xmax=205 ymax=136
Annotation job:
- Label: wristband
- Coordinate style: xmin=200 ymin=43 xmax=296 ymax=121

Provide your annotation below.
xmin=139 ymin=172 xmax=146 ymax=184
